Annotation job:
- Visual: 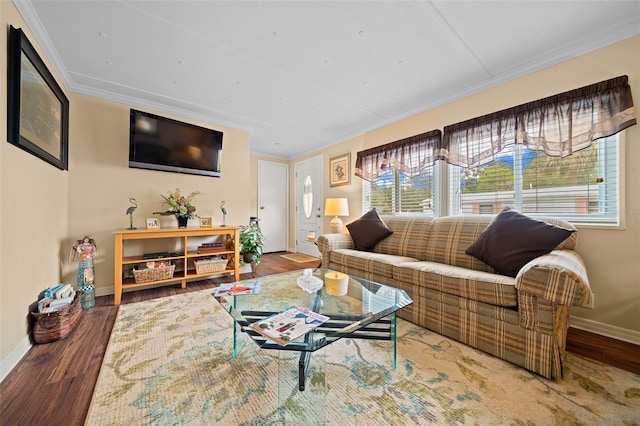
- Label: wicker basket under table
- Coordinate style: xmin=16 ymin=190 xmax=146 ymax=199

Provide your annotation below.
xmin=31 ymin=291 xmax=82 ymax=344
xmin=194 ymin=258 xmax=228 ymax=274
xmin=133 ymin=264 xmax=176 ymax=284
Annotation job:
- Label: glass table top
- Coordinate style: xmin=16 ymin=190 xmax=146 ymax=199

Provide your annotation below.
xmin=213 ymin=268 xmax=413 ymax=352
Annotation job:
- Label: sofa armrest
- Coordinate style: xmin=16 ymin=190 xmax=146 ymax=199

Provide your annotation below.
xmin=317 ymin=233 xmax=354 ymax=265
xmin=516 ymin=250 xmax=592 ymax=307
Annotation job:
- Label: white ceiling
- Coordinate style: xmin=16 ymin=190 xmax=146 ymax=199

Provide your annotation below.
xmin=14 ymin=1 xmax=640 ymax=159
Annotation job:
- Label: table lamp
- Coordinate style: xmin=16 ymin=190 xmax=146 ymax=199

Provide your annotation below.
xmin=324 ymin=198 xmax=349 ymax=233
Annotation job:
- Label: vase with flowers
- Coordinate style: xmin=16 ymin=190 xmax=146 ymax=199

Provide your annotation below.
xmin=153 ymin=188 xmax=200 ymax=228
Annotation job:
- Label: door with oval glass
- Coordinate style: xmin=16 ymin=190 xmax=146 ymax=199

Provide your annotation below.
xmin=294 ymin=155 xmax=322 ymax=258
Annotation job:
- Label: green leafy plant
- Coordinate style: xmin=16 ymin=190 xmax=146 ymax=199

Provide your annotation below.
xmin=239 ymin=222 xmax=265 ymax=266
xmin=153 ymin=188 xmax=200 ymax=219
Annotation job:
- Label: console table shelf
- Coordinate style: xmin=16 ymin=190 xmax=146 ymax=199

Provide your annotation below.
xmin=113 ymin=227 xmax=240 ymax=305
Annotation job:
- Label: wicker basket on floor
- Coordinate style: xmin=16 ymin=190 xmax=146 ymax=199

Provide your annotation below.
xmin=133 ymin=264 xmax=176 ymax=284
xmin=31 ymin=291 xmax=82 ymax=344
xmin=194 ymin=258 xmax=228 ymax=274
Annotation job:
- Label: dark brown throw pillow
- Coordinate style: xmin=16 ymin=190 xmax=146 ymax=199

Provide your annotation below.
xmin=465 ymin=207 xmax=575 ymax=277
xmin=346 ymin=209 xmax=393 ymax=251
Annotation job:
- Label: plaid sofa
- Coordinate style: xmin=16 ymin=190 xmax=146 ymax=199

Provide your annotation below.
xmin=317 ymin=215 xmax=591 ymax=379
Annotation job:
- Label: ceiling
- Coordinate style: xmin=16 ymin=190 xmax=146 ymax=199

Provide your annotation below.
xmin=14 ymin=1 xmax=640 ymax=159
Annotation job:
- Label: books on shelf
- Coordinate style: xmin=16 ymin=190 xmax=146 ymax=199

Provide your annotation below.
xmin=250 ymin=306 xmax=329 ymax=346
xmin=201 ymin=242 xmax=224 ymax=247
xmin=213 ymin=282 xmax=261 ymax=297
xmin=197 ymin=242 xmax=225 ymax=254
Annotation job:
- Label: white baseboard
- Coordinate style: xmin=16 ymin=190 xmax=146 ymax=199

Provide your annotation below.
xmin=570 ymin=315 xmax=640 ymax=345
xmin=0 ymin=335 xmax=32 ymax=383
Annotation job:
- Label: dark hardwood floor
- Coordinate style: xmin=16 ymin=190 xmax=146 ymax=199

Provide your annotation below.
xmin=1 ymin=252 xmax=638 ymax=425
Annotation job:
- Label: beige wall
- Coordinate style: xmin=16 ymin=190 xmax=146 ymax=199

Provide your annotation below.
xmin=1 ymin=1 xmax=251 ymax=376
xmin=63 ymin=95 xmax=251 ymax=295
xmin=1 ymin=3 xmax=69 ymax=374
xmin=292 ymin=35 xmax=640 ymax=338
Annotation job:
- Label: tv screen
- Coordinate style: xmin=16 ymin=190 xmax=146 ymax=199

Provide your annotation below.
xmin=129 ymin=109 xmax=223 ymax=177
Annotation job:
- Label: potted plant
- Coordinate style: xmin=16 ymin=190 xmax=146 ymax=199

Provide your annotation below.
xmin=153 ymin=188 xmax=200 ymax=228
xmin=239 ymin=221 xmax=265 ymax=269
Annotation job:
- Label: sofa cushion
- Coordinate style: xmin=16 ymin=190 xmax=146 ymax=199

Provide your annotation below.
xmin=465 ymin=207 xmax=575 ymax=277
xmin=346 ymin=209 xmax=393 ymax=251
xmin=394 ymin=261 xmax=518 ymax=307
xmin=328 ymin=249 xmax=418 ymax=279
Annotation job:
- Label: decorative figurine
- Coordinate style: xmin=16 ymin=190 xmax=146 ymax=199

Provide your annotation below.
xmin=220 ymin=200 xmax=227 ymax=227
xmin=70 ymin=236 xmax=98 ymax=309
xmin=126 ymin=197 xmax=138 ymax=230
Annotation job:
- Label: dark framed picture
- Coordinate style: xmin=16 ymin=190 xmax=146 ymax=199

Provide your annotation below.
xmin=7 ymin=26 xmax=69 ymax=170
xmin=329 ymin=153 xmax=351 ymax=187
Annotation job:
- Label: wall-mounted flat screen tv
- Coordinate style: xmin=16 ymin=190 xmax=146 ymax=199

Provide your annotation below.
xmin=129 ymin=109 xmax=223 ymax=177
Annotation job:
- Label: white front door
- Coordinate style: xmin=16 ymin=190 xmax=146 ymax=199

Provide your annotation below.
xmin=294 ymin=155 xmax=322 ymax=257
xmin=258 ymin=161 xmax=288 ymax=253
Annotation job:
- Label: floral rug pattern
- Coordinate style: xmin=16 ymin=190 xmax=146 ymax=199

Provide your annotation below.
xmin=86 ymin=289 xmax=640 ymax=425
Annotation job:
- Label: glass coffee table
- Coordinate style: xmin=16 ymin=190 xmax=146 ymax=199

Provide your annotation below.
xmin=213 ymin=268 xmax=413 ymax=391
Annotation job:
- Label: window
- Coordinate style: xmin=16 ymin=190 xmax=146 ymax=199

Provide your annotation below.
xmin=448 ymin=135 xmax=620 ymax=224
xmin=440 ymin=76 xmax=633 ymax=225
xmin=357 ymin=76 xmax=633 ymax=223
xmin=363 ymin=163 xmax=438 ymax=215
xmin=356 ymin=129 xmax=441 ymax=216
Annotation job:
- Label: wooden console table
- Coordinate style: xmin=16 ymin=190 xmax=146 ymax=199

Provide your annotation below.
xmin=113 ymin=226 xmax=240 ymax=305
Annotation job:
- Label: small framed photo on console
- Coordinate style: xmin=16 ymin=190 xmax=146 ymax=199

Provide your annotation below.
xmin=199 ymin=217 xmax=213 ymax=228
xmin=146 ymin=218 xmax=160 ymax=229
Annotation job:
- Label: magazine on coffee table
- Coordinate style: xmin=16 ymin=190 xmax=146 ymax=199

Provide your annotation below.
xmin=214 ymin=282 xmax=261 ymax=297
xmin=250 ymin=306 xmax=330 ymax=346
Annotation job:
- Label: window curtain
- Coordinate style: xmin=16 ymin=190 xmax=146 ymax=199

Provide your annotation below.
xmin=440 ymin=75 xmax=636 ymax=168
xmin=355 ymin=130 xmax=441 ymax=182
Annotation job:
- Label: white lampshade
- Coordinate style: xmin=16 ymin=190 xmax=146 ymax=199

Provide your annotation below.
xmin=324 ymin=198 xmax=349 ymax=233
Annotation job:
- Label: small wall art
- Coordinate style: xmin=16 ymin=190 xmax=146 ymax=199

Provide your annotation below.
xmin=329 ymin=153 xmax=351 ymax=187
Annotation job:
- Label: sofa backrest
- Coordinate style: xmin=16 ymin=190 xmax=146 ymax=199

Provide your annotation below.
xmin=376 ymin=214 xmax=577 ymax=273
xmin=375 ymin=216 xmax=434 ymax=259
xmin=425 ymin=216 xmax=496 ymax=272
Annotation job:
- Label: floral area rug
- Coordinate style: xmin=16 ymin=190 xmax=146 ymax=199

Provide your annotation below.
xmin=86 ymin=289 xmax=640 ymax=425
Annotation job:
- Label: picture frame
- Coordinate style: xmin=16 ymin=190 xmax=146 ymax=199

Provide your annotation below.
xmin=146 ymin=218 xmax=160 ymax=229
xmin=7 ymin=26 xmax=69 ymax=170
xmin=329 ymin=153 xmax=351 ymax=187
xmin=199 ymin=217 xmax=213 ymax=228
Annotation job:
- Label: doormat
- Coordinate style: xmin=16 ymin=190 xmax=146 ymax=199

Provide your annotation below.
xmin=280 ymin=253 xmax=319 ymax=263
